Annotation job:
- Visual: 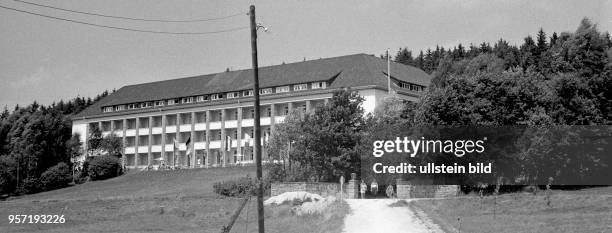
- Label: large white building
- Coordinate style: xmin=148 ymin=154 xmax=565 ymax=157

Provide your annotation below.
xmin=71 ymin=54 xmax=431 ymax=169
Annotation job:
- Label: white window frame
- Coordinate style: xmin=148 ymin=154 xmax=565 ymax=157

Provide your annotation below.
xmin=243 ymin=90 xmax=253 ymax=97
xmin=312 ymin=82 xmax=326 ymax=89
xmin=259 ymin=88 xmax=272 ymax=95
xmin=181 ymin=97 xmax=193 ymax=104
xmin=167 ymin=99 xmax=176 ymax=105
xmin=211 ymin=94 xmax=223 ymax=100
xmin=227 ymin=92 xmax=239 ymax=99
xmin=196 ymin=95 xmax=207 ymax=102
xmin=103 ymin=106 xmax=113 ymax=112
xmin=293 ymin=84 xmax=308 ymax=91
xmin=140 ymin=102 xmax=152 ymax=108
xmin=115 ymin=105 xmax=125 ymax=111
xmin=154 ymin=101 xmax=164 ymax=107
xmin=276 ymin=86 xmax=290 ymax=93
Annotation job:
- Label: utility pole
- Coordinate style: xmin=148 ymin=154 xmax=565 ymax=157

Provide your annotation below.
xmin=249 ymin=5 xmax=265 ymax=233
xmin=387 ymin=48 xmax=391 ymax=94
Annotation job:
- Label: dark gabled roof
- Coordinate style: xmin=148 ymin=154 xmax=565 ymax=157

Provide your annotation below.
xmin=74 ymin=53 xmax=430 ymax=118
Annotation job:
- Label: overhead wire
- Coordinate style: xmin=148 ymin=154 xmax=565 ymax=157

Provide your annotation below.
xmin=0 ymin=4 xmax=249 ymax=35
xmin=12 ymin=0 xmax=244 ymax=23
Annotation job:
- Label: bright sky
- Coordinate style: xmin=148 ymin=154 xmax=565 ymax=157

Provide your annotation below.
xmin=1 ymin=0 xmax=611 ymax=109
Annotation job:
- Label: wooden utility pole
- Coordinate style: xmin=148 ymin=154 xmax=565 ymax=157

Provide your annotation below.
xmin=249 ymin=5 xmax=265 ymax=233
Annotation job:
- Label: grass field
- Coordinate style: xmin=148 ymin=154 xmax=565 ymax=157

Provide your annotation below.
xmin=0 ymin=167 xmax=263 ymax=233
xmin=412 ymin=187 xmax=612 ymax=233
xmin=228 ymin=198 xmax=349 ymax=233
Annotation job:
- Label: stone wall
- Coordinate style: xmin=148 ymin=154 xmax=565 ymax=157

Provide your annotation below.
xmin=270 ymin=182 xmax=347 ymax=197
xmin=396 ymin=180 xmax=459 ymax=199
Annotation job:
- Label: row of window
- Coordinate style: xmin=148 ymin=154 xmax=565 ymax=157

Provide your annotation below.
xmin=102 ymin=81 xmax=327 ymax=113
xmin=398 ymin=81 xmax=426 ymax=92
xmin=123 ymin=128 xmax=272 ymax=146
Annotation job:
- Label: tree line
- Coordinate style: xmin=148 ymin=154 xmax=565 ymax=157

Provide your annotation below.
xmin=0 ymin=91 xmax=112 ymax=195
xmin=268 ymin=18 xmax=611 ymax=187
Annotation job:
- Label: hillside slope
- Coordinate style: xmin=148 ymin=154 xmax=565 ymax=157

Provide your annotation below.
xmin=1 ymin=166 xmax=256 ymax=233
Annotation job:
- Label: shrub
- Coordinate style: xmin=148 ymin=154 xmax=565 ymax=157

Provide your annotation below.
xmin=40 ymin=162 xmax=72 ymax=191
xmin=87 ymin=155 xmax=122 ymax=181
xmin=265 ymin=163 xmax=286 ymax=182
xmin=19 ymin=177 xmax=43 ymax=194
xmin=73 ymin=170 xmax=88 ymax=184
xmin=213 ymin=177 xmax=257 ymax=197
xmin=0 ymin=156 xmax=17 ymax=195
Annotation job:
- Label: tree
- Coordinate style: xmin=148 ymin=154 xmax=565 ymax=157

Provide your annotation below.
xmin=266 ymin=89 xmax=365 ymax=182
xmin=520 ymin=35 xmax=537 ymax=69
xmin=395 ymin=48 xmax=414 ymax=66
xmin=536 ymin=28 xmax=548 ymax=55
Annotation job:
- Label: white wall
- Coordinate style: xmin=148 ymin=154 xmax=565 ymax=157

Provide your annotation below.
xmin=358 ymin=89 xmax=390 ymax=115
xmin=71 ymin=122 xmax=87 ymax=146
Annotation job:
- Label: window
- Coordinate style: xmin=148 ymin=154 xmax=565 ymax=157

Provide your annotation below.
xmin=276 ymin=86 xmax=290 ymax=93
xmin=127 ymin=103 xmax=137 ymax=110
xmin=139 ymin=102 xmax=152 ymax=108
xmin=259 ymin=88 xmax=272 ymax=95
xmin=266 ymin=107 xmax=271 ymax=117
xmin=211 ymin=94 xmax=223 ymax=100
xmin=103 ymin=106 xmax=113 ymax=112
xmin=227 ymin=92 xmax=239 ymax=99
xmin=196 ymin=95 xmax=207 ymax=102
xmin=167 ymin=99 xmax=177 ymax=105
xmin=284 ymin=106 xmax=289 ymax=115
xmin=243 ymin=90 xmax=253 ymax=97
xmin=294 ymin=84 xmax=308 ymax=91
xmin=311 ymin=82 xmax=326 ymax=89
xmin=181 ymin=97 xmax=193 ymax=104
xmin=114 ymin=105 xmax=125 ymax=111
xmin=154 ymin=101 xmax=164 ymax=107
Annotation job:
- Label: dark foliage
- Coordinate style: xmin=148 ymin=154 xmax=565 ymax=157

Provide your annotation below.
xmin=40 ymin=162 xmax=72 ymax=190
xmin=213 ymin=177 xmax=257 ymax=197
xmin=86 ymin=155 xmax=122 ymax=181
xmin=0 ymin=90 xmax=111 ymax=195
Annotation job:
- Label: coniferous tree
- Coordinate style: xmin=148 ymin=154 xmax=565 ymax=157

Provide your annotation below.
xmin=550 ymin=32 xmax=559 ymax=47
xmin=394 ymin=48 xmax=414 ymax=66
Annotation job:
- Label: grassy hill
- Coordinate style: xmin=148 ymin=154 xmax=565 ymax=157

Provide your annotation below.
xmin=1 ymin=167 xmax=256 ymax=233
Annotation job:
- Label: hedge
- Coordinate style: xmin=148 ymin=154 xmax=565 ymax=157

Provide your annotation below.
xmin=87 ymin=155 xmax=122 ymax=181
xmin=40 ymin=162 xmax=72 ymax=190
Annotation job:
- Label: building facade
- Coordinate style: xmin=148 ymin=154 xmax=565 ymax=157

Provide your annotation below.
xmin=71 ymin=54 xmax=431 ymax=169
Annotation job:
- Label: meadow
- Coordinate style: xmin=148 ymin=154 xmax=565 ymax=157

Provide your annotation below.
xmin=412 ymin=187 xmax=612 ymax=233
xmin=0 ymin=167 xmax=260 ymax=232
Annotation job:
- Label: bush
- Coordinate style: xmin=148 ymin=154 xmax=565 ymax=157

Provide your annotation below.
xmin=213 ymin=177 xmax=257 ymax=197
xmin=87 ymin=155 xmax=122 ymax=181
xmin=19 ymin=177 xmax=43 ymax=194
xmin=73 ymin=170 xmax=88 ymax=184
xmin=40 ymin=162 xmax=72 ymax=191
xmin=265 ymin=163 xmax=287 ymax=182
xmin=0 ymin=156 xmax=17 ymax=195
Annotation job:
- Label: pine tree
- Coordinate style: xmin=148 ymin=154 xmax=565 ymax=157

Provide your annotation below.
xmin=394 ymin=48 xmax=414 ymax=66
xmin=456 ymin=43 xmax=466 ymax=58
xmin=550 ymin=32 xmax=559 ymax=47
xmin=536 ymin=28 xmax=548 ymax=55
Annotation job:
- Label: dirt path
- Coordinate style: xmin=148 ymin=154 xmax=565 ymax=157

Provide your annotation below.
xmin=342 ymin=199 xmax=444 ymax=233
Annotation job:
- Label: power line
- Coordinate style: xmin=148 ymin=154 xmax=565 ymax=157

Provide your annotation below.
xmin=0 ymin=4 xmax=249 ymax=35
xmin=13 ymin=0 xmax=243 ymax=23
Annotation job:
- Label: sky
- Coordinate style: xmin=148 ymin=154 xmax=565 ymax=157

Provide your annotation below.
xmin=1 ymin=0 xmax=611 ymax=109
